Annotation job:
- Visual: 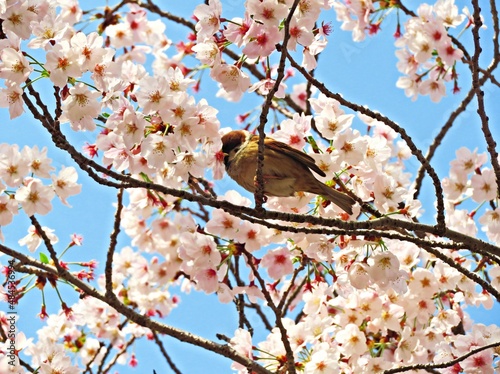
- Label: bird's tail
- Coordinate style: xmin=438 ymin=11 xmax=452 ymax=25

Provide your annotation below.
xmin=312 ymin=182 xmax=356 ymax=215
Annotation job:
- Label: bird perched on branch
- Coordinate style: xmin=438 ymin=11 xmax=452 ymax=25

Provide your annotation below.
xmin=221 ymin=130 xmax=356 ymax=215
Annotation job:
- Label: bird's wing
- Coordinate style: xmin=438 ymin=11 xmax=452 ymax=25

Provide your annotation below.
xmin=262 ymin=136 xmax=327 ymax=177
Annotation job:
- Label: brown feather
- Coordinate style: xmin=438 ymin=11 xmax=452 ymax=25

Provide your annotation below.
xmin=259 ymin=136 xmax=327 ymax=177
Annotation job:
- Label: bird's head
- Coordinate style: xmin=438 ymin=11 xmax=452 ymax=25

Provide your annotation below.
xmin=221 ymin=130 xmax=251 ymax=167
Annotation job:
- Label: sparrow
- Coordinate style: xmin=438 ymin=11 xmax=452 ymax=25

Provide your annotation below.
xmin=221 ymin=130 xmax=356 ymax=215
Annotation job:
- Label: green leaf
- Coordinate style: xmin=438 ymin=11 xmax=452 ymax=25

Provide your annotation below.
xmin=40 ymin=252 xmax=49 ymax=264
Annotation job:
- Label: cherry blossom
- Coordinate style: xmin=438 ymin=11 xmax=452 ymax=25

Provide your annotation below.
xmin=335 ymin=323 xmax=368 ymax=357
xmin=24 ymin=146 xmax=54 ymax=178
xmin=193 ymin=0 xmax=222 ymax=42
xmin=15 ymin=178 xmax=55 ymax=216
xmin=0 ymin=47 xmax=33 ymax=83
xmin=0 ymin=194 xmax=18 ymax=225
xmin=0 ymin=1 xmax=37 ymax=40
xmin=0 ymin=144 xmax=30 ymax=187
xmin=260 ymin=247 xmax=294 ymax=280
xmin=45 ymin=41 xmax=82 ymax=87
xmin=18 ymin=225 xmax=58 ymax=252
xmin=210 ymin=63 xmax=251 ymax=100
xmin=223 ymin=14 xmax=252 ymax=47
xmin=51 ymin=166 xmax=81 ymax=206
xmin=246 ymin=0 xmax=288 ymax=27
xmin=28 ymin=12 xmax=70 ymax=49
xmin=60 ymin=83 xmax=101 ymax=131
xmin=471 ymin=168 xmax=497 ymax=203
xmin=0 ymin=81 xmax=25 ymax=119
xmin=242 ymin=23 xmax=283 ymax=59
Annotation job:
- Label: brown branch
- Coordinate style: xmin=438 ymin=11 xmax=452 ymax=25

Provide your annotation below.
xmin=105 ymin=188 xmax=124 ymax=300
xmin=96 ymin=319 xmax=130 ymax=374
xmin=30 ymin=216 xmax=64 ymax=272
xmin=231 ymin=255 xmax=272 ymax=332
xmin=152 ymin=331 xmax=182 ymax=374
xmin=255 ymin=0 xmax=302 ymax=210
xmin=20 ymin=91 xmax=500 ymax=262
xmin=490 ymin=0 xmax=500 ymax=62
xmin=282 ymin=274 xmax=308 ymax=318
xmin=141 ymin=0 xmax=196 ymax=32
xmin=242 ymin=302 xmax=273 ymax=332
xmin=384 ymin=340 xmax=500 ymax=374
xmin=470 ymin=0 xmax=500 ymax=198
xmin=422 ymin=245 xmax=500 ymax=302
xmin=277 ymin=261 xmax=306 ymax=313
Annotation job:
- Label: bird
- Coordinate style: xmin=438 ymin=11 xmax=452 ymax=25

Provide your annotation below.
xmin=221 ymin=130 xmax=356 ymax=215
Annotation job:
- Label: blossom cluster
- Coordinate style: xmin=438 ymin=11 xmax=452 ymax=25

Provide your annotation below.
xmin=394 ymin=0 xmax=466 ymax=102
xmin=443 ymin=147 xmax=500 ymax=245
xmin=0 ymin=143 xmax=81 ymax=241
xmin=192 ymin=0 xmax=332 ymax=101
xmin=329 ymin=0 xmax=468 ymax=102
xmin=0 ymin=293 xmax=153 ymax=373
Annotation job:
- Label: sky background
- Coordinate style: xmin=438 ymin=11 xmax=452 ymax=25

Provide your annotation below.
xmin=1 ymin=0 xmax=499 ymax=373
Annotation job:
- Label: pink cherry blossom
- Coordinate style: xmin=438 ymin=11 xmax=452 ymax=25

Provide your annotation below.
xmin=442 ymin=170 xmax=470 ymax=200
xmin=192 ymin=40 xmax=221 ymax=66
xmin=261 ymin=247 xmax=294 ymax=280
xmin=18 ymin=225 xmax=58 ymax=252
xmin=15 ymin=178 xmax=55 ymax=216
xmin=28 ymin=12 xmax=70 ymax=49
xmin=229 ymin=328 xmax=253 ymax=372
xmin=0 ymin=144 xmax=30 ymax=187
xmin=0 ymin=194 xmax=18 ymax=225
xmin=335 ymin=323 xmax=368 ymax=357
xmin=471 ymin=168 xmax=497 ymax=203
xmin=193 ymin=267 xmax=220 ymax=294
xmin=51 ymin=166 xmax=82 ymax=206
xmin=0 ymin=1 xmax=37 ymax=39
xmin=314 ymin=105 xmax=353 ymax=140
xmin=246 ymin=0 xmax=288 ymax=27
xmin=242 ymin=23 xmax=282 ymax=59
xmin=39 ymin=352 xmax=80 ymax=374
xmin=248 ymin=78 xmax=287 ymax=99
xmin=194 ymin=0 xmax=222 ymax=42
xmin=210 ymin=63 xmax=251 ymax=97
xmin=450 ymin=147 xmax=487 ymax=175
xmin=24 ymin=145 xmax=54 ymax=178
xmin=0 ymin=47 xmax=33 ymax=83
xmin=419 ymin=75 xmax=446 ymax=102
xmin=60 ymin=83 xmax=101 ymax=131
xmin=304 ymin=344 xmax=340 ymax=373
xmin=223 ymin=14 xmax=252 ymax=47
xmin=0 ymin=81 xmax=25 ymax=119
xmin=45 ymin=41 xmax=82 ymax=87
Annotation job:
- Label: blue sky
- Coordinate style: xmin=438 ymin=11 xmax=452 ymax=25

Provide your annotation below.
xmin=1 ymin=0 xmax=499 ymax=373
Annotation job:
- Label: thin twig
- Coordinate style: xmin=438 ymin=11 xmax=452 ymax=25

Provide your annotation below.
xmin=105 ymin=188 xmax=124 ymax=300
xmin=152 ymin=331 xmax=182 ymax=374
